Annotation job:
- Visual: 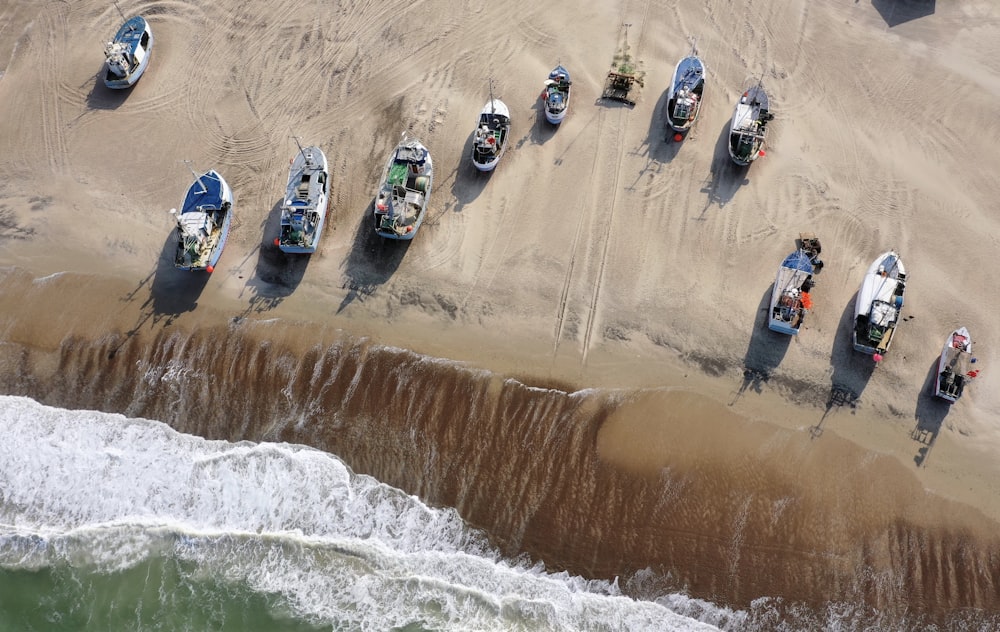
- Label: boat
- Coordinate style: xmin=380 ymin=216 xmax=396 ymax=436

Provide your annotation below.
xmin=276 ymin=140 xmax=330 ymax=254
xmin=373 ymin=135 xmax=433 ymax=240
xmin=664 ymin=46 xmax=705 ymax=134
xmin=171 ymin=168 xmax=234 ymax=272
xmin=934 ymin=328 xmax=975 ymax=403
xmin=728 ymin=80 xmax=774 ymax=165
xmin=768 ymin=250 xmax=815 ymax=335
xmin=103 ymin=15 xmax=153 ymax=89
xmin=542 ymin=65 xmax=572 ymax=124
xmin=852 ymin=251 xmax=906 ymax=356
xmin=471 ymin=82 xmax=511 ymax=172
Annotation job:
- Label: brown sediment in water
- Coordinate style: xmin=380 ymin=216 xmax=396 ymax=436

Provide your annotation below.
xmin=2 ymin=271 xmax=999 ymax=626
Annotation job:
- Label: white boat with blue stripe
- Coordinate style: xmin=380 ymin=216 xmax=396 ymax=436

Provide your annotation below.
xmin=276 ymin=140 xmax=330 ymax=254
xmin=542 ymin=65 xmax=572 ymax=125
xmin=103 ymin=15 xmax=153 ymax=89
xmin=171 ymin=168 xmax=234 ymax=272
xmin=665 ymin=46 xmax=705 ymax=134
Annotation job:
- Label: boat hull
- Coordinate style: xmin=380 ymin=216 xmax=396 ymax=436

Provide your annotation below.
xmin=104 ymin=16 xmax=153 ymax=89
xmin=374 ymin=137 xmax=433 ymax=240
xmin=934 ymin=327 xmax=972 ymax=402
xmin=852 ymin=251 xmax=906 ymax=355
xmin=471 ymin=99 xmax=511 ymax=172
xmin=173 ymin=171 xmax=234 ymax=271
xmin=768 ymin=250 xmax=814 ymax=335
xmin=728 ymin=83 xmax=769 ymax=165
xmin=543 ymin=65 xmax=571 ymax=125
xmin=665 ymin=55 xmax=705 ymax=133
xmin=278 ymin=146 xmax=330 ymax=254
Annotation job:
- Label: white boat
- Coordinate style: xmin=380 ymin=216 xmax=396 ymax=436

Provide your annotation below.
xmin=276 ymin=141 xmax=330 ymax=254
xmin=374 ymin=135 xmax=433 ymax=240
xmin=664 ymin=47 xmax=705 ymax=134
xmin=728 ymin=80 xmax=773 ymax=165
xmin=542 ymin=65 xmax=572 ymax=125
xmin=852 ymin=251 xmax=906 ymax=356
xmin=171 ymin=168 xmax=234 ymax=272
xmin=768 ymin=250 xmax=815 ymax=335
xmin=934 ymin=328 xmax=974 ymax=403
xmin=103 ymin=15 xmax=153 ymax=89
xmin=471 ymin=83 xmax=511 ymax=172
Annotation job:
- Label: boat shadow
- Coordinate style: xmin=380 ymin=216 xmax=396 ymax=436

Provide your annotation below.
xmin=235 ymin=198 xmax=311 ymax=315
xmin=85 ymin=72 xmax=134 ymax=110
xmin=521 ymin=93 xmax=560 ymax=146
xmin=734 ymin=286 xmax=792 ymax=400
xmin=698 ymin=121 xmax=749 ymax=214
xmin=872 ymin=0 xmax=936 ymax=27
xmin=810 ymin=297 xmax=876 ymax=437
xmin=621 ymin=89 xmax=681 ymax=193
xmin=110 ymin=229 xmax=208 ymax=358
xmin=337 ymin=201 xmax=409 ymax=313
xmin=444 ymin=133 xmax=492 ymax=214
xmin=912 ymin=357 xmax=951 ymax=467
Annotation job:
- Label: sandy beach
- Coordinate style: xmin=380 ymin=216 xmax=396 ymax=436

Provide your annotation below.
xmin=2 ymin=0 xmax=1000 ymax=625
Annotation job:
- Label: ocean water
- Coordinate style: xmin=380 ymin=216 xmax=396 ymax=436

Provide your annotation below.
xmin=0 ymin=395 xmax=733 ymax=631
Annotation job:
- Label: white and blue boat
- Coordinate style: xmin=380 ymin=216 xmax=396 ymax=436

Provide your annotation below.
xmin=853 ymin=251 xmax=906 ymax=356
xmin=374 ymin=135 xmax=433 ymax=240
xmin=664 ymin=46 xmax=705 ymax=134
xmin=768 ymin=249 xmax=815 ymax=335
xmin=171 ymin=169 xmax=234 ymax=272
xmin=276 ymin=141 xmax=330 ymax=254
xmin=934 ymin=327 xmax=974 ymax=402
xmin=103 ymin=15 xmax=153 ymax=89
xmin=471 ymin=81 xmax=511 ymax=172
xmin=542 ymin=65 xmax=572 ymax=125
xmin=728 ymin=79 xmax=773 ymax=165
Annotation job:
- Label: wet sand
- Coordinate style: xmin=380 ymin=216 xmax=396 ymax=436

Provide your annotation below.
xmin=2 ymin=0 xmax=1000 ymax=625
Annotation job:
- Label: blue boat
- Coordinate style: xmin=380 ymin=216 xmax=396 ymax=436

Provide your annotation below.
xmin=542 ymin=65 xmax=572 ymax=125
xmin=768 ymin=249 xmax=815 ymax=335
xmin=103 ymin=15 xmax=153 ymax=89
xmin=171 ymin=170 xmax=234 ymax=272
xmin=374 ymin=135 xmax=433 ymax=240
xmin=665 ymin=46 xmax=705 ymax=135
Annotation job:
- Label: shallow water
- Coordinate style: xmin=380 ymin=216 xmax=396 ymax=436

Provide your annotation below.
xmin=2 ymin=317 xmax=1000 ymax=630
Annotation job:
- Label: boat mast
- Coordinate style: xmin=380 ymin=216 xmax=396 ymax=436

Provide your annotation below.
xmin=112 ymin=0 xmax=129 ymax=26
xmin=291 ymin=135 xmax=312 ymax=166
xmin=488 ymin=78 xmax=496 ymax=116
xmin=183 ymin=160 xmax=208 ymax=194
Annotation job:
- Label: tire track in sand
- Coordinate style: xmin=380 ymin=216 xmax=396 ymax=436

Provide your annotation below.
xmin=553 ymin=3 xmax=650 ymax=366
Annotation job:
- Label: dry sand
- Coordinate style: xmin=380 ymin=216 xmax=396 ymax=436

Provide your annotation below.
xmin=2 ymin=0 xmax=1000 ymax=600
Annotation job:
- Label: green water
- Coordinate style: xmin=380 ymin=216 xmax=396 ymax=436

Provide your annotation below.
xmin=0 ymin=558 xmax=328 ymax=632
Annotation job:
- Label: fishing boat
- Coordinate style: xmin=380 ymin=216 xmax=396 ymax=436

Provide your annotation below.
xmin=934 ymin=328 xmax=975 ymax=402
xmin=728 ymin=80 xmax=773 ymax=165
xmin=542 ymin=65 xmax=572 ymax=124
xmin=373 ymin=135 xmax=433 ymax=240
xmin=171 ymin=168 xmax=234 ymax=272
xmin=471 ymin=82 xmax=511 ymax=172
xmin=276 ymin=141 xmax=330 ymax=254
xmin=768 ymin=250 xmax=815 ymax=335
xmin=852 ymin=251 xmax=906 ymax=356
xmin=103 ymin=15 xmax=153 ymax=89
xmin=664 ymin=46 xmax=705 ymax=135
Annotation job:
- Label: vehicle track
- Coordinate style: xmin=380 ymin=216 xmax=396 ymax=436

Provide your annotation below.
xmin=552 ymin=1 xmax=650 ymax=366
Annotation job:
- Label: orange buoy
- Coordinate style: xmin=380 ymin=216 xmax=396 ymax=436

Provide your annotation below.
xmin=759 ymin=150 xmax=766 ymax=157
xmin=273 ymin=238 xmax=280 ymax=246
xmin=673 ymin=133 xmax=683 ymax=142
xmin=206 ymin=265 xmax=214 ymax=273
